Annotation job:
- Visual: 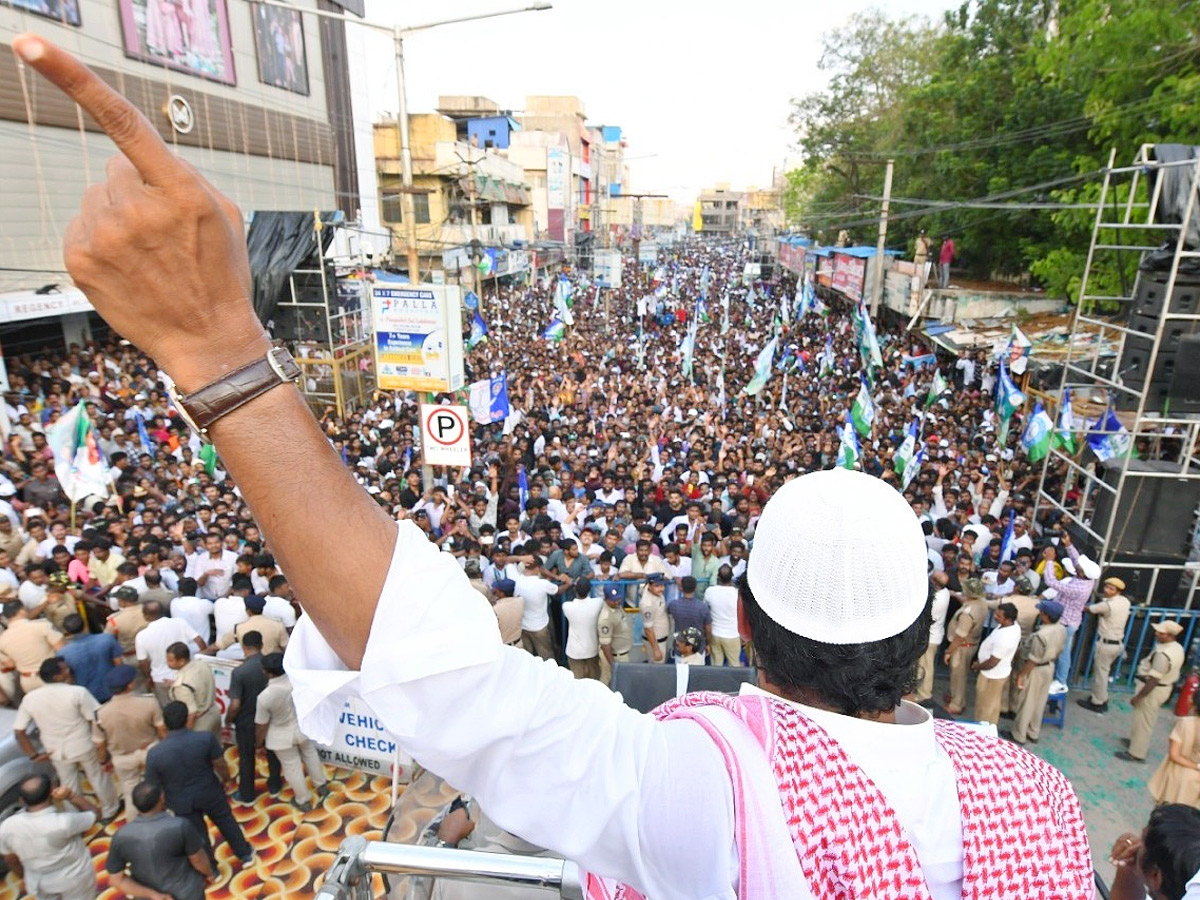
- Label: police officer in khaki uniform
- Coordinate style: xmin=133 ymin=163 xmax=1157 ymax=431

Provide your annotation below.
xmin=93 ymin=665 xmax=165 ymax=820
xmin=1009 ymin=600 xmax=1067 ymax=746
xmin=943 ymin=577 xmax=986 ymax=715
xmin=1078 ymin=577 xmax=1133 ymax=714
xmin=639 ymin=574 xmax=671 ymax=664
xmin=1119 ymin=620 xmax=1186 ymax=762
xmin=104 ymin=586 xmax=147 ymax=665
xmin=597 ymin=585 xmax=633 ymax=687
xmin=255 ymin=653 xmax=329 ymax=813
xmin=0 ymin=600 xmax=63 ymax=695
xmin=208 ymin=595 xmax=289 ymax=656
xmin=166 ymin=642 xmax=221 ymax=736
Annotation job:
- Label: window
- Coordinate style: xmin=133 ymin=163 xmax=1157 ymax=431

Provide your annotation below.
xmin=380 ymin=192 xmax=431 ymax=224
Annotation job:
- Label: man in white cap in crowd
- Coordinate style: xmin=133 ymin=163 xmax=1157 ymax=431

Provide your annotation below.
xmin=11 ymin=34 xmax=1095 ymax=899
xmin=1078 ymin=576 xmax=1133 ymax=714
xmin=1119 ymin=619 xmax=1186 ymax=763
xmin=1041 ymin=531 xmax=1100 ymax=687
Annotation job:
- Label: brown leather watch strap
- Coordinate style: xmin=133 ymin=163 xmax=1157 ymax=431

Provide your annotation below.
xmin=181 ymin=347 xmax=301 ymax=434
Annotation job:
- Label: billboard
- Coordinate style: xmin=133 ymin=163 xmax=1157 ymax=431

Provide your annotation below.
xmin=832 ymin=254 xmax=866 ymax=302
xmin=118 ymin=0 xmax=236 ymax=86
xmin=594 ymin=249 xmax=622 ymax=288
xmin=252 ymin=1 xmax=309 ymax=95
xmin=638 ymin=242 xmax=659 ymax=265
xmin=371 ymin=283 xmax=465 ymax=393
xmin=3 ymin=0 xmax=80 ymax=25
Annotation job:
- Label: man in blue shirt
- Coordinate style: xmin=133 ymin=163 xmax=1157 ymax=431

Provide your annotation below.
xmin=56 ymin=613 xmax=123 ymax=703
xmin=666 ymin=576 xmax=712 ymax=660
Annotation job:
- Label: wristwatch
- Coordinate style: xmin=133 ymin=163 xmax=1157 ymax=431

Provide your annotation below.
xmin=166 ymin=346 xmax=302 ymax=440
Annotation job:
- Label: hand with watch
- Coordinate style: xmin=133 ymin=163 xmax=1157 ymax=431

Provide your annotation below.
xmin=166 ymin=347 xmax=302 ymax=439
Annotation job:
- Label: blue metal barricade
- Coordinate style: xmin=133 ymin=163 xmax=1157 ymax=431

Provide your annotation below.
xmin=1071 ymin=606 xmax=1200 ymax=693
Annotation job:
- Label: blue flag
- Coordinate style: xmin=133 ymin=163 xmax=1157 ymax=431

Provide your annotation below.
xmin=999 ymin=513 xmax=1016 ymax=563
xmin=133 ymin=411 xmax=153 ymax=456
xmin=468 ymin=311 xmax=489 ymax=349
xmin=489 ymin=371 xmax=510 ymax=422
xmin=464 ymin=291 xmax=479 ymax=311
xmin=517 ymin=467 xmax=529 ymax=512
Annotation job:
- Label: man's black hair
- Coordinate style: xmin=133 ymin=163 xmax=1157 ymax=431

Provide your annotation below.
xmin=162 ymin=700 xmax=189 ymax=730
xmin=261 ymin=652 xmax=285 ymax=677
xmin=268 ymin=574 xmax=288 ymax=591
xmin=39 ymin=657 xmax=64 ymax=683
xmin=132 ymin=781 xmax=163 ymax=813
xmin=737 ymin=573 xmax=930 ymax=717
xmin=62 ymin=613 xmax=84 ymax=635
xmin=166 ymin=641 xmax=190 ymax=662
xmin=18 ymin=773 xmax=52 ymax=807
xmin=1144 ymin=804 xmax=1200 ymax=900
xmin=241 ymin=629 xmax=263 ymax=650
xmin=178 ymin=576 xmax=198 ymax=595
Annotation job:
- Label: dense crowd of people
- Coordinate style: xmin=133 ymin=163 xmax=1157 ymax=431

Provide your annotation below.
xmin=0 ymin=235 xmax=1183 ymax=898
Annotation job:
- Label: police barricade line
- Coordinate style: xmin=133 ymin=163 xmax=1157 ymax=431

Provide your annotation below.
xmin=200 ymin=655 xmax=414 ymax=781
xmin=1069 ymin=607 xmax=1200 ymax=694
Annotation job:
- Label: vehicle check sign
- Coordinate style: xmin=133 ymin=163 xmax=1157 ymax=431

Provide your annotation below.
xmin=420 ymin=404 xmax=472 ymax=468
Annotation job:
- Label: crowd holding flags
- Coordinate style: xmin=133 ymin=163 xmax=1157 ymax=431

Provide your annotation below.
xmin=553 ymin=277 xmax=575 ymax=326
xmin=1020 ymin=403 xmax=1055 ymax=463
xmin=926 ymin=370 xmax=949 ymax=407
xmin=543 ymin=317 xmax=566 ymax=342
xmin=468 ymin=310 xmax=489 ymax=350
xmin=893 ymin=420 xmax=919 ymax=478
xmin=837 ymin=420 xmax=860 ymax=470
xmin=850 ymin=377 xmax=875 ymax=437
xmin=46 ymin=400 xmax=111 ymax=503
xmin=1054 ymin=387 xmax=1077 ymax=453
xmin=742 ymin=337 xmax=778 ymax=396
xmin=995 ymin=359 xmax=1027 ymax=443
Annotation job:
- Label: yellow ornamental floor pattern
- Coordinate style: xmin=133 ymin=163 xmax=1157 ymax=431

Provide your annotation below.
xmin=0 ymin=747 xmax=392 ymax=900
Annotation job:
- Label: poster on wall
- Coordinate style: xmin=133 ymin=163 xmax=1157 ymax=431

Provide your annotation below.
xmin=2 ymin=0 xmax=81 ymax=25
xmin=252 ymin=2 xmax=309 ymax=95
xmin=117 ymin=0 xmax=237 ymax=86
xmin=371 ymin=283 xmax=465 ymax=393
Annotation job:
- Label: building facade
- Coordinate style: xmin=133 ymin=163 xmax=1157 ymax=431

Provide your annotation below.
xmin=698 ymin=184 xmax=743 ymax=236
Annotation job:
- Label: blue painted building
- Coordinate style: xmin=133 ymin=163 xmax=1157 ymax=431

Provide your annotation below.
xmin=466 ymin=116 xmax=520 ymax=150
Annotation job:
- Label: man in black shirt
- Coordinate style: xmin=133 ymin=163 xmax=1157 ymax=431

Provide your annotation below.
xmin=107 ymin=782 xmax=213 ymax=900
xmin=226 ymin=630 xmax=283 ymax=803
xmin=145 ymin=701 xmax=253 ymax=867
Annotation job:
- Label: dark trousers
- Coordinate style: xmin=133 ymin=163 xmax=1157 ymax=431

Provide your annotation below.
xmin=234 ymin=721 xmax=282 ymax=801
xmin=184 ymin=792 xmax=252 ymax=865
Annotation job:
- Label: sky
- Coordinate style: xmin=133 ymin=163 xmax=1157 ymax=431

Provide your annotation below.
xmin=359 ymin=0 xmax=956 ymax=204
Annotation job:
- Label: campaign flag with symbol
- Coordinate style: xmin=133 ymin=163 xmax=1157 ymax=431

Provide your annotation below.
xmin=517 ymin=466 xmax=529 ymax=512
xmin=1020 ymin=403 xmax=1055 ymax=463
xmin=463 ymin=290 xmax=479 ymax=311
xmin=696 ymin=294 xmax=711 ymax=325
xmin=543 ymin=317 xmax=566 ymax=342
xmin=1053 ymin=387 xmax=1077 ymax=454
xmin=1087 ymin=407 xmax=1137 ymax=462
xmin=837 ymin=419 xmax=860 ymax=470
xmin=926 ymin=370 xmax=949 ymax=408
xmin=999 ymin=513 xmax=1017 ymax=563
xmin=901 ymin=446 xmax=925 ymax=492
xmin=850 ymin=377 xmax=875 ymax=437
xmin=467 ymin=371 xmax=510 ymax=424
xmin=553 ymin=277 xmax=575 ymax=326
xmin=995 ymin=359 xmax=1026 ymax=444
xmin=47 ymin=401 xmax=111 ymax=502
xmin=467 ymin=311 xmax=489 ymax=350
xmin=819 ymin=334 xmax=835 ymax=376
xmin=1006 ymin=324 xmax=1032 ymax=370
xmin=894 ymin=420 xmax=919 ymax=477
xmin=741 ymin=337 xmax=778 ymax=396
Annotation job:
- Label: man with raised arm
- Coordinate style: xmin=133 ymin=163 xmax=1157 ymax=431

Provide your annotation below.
xmin=11 ymin=33 xmax=1093 ymax=900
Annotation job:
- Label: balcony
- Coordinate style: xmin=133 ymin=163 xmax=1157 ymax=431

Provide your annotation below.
xmin=439 ymin=223 xmax=531 ymax=247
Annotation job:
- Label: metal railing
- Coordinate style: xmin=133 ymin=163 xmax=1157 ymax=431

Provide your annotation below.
xmin=1070 ymin=605 xmax=1200 ymax=692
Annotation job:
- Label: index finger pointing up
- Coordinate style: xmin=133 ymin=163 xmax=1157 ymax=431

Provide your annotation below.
xmin=13 ymin=33 xmax=181 ymax=187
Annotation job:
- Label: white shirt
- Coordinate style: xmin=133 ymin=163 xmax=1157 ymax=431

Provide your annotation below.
xmin=17 ymin=580 xmax=47 ymax=612
xmin=185 ymin=549 xmax=238 ymax=600
xmin=977 ymin=622 xmax=1021 ymax=680
xmin=562 ymin=595 xmax=603 ymax=660
xmin=663 ymin=556 xmax=693 ymax=580
xmin=285 ymin=521 xmax=966 ymax=900
xmin=170 ymin=595 xmax=215 ymax=644
xmin=705 ymin=584 xmax=740 ymax=639
xmin=213 ymin=595 xmax=249 ymax=644
xmin=513 ymin=572 xmax=558 ymax=632
xmin=929 ymin=587 xmax=951 ymax=646
xmin=135 ymin=617 xmax=200 ymax=684
xmin=263 ymin=596 xmax=297 ymax=629
xmin=37 ymin=535 xmax=80 ymax=557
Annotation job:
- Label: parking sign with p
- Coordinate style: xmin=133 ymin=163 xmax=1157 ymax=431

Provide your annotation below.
xmin=419 ymin=404 xmax=472 ymax=468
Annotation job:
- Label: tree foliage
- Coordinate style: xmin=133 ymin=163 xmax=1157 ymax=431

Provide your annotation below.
xmin=786 ymin=0 xmax=1200 ymax=300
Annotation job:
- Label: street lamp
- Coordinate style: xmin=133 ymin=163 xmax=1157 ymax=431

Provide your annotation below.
xmin=251 ymin=0 xmax=554 ymax=284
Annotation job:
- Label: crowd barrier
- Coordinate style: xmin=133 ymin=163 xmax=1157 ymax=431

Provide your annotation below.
xmin=1069 ymin=606 xmax=1200 ymax=693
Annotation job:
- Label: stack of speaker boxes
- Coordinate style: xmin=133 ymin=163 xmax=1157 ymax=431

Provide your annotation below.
xmin=1117 ymin=273 xmax=1200 ymax=414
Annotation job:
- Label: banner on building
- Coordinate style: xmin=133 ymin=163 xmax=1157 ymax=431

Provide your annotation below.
xmin=831 ymin=254 xmax=867 ymax=302
xmin=371 ymin=283 xmax=465 ymax=393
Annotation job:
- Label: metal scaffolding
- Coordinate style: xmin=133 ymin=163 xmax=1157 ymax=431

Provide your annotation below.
xmin=1034 ymin=144 xmax=1200 ymax=607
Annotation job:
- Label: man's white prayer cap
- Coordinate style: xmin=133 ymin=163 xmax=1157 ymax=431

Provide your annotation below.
xmin=747 ymin=469 xmax=927 ymax=644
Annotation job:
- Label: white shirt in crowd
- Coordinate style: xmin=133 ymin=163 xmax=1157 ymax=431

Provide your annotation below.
xmin=561 ymin=594 xmax=603 ymax=661
xmin=287 ymin=521 xmax=966 ymax=900
xmin=705 ymin=584 xmax=740 ymax=640
xmin=37 ymin=535 xmax=80 ymax=557
xmin=263 ymin=596 xmax=297 ymax=629
xmin=663 ymin=556 xmax=692 ymax=580
xmin=185 ymin=549 xmax=238 ymax=600
xmin=213 ymin=595 xmax=249 ymax=646
xmin=513 ymin=572 xmax=557 ymax=633
xmin=17 ymin=579 xmax=47 ymax=612
xmin=171 ymin=595 xmax=215 ymax=644
xmin=928 ymin=587 xmax=951 ymax=646
xmin=135 ymin=617 xmax=200 ymax=684
xmin=977 ymin=622 xmax=1022 ymax=681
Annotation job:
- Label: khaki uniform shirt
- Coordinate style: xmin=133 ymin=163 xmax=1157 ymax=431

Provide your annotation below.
xmin=254 ymin=674 xmax=303 ymax=751
xmin=597 ymin=605 xmax=633 ymax=656
xmin=1138 ymin=640 xmax=1186 ymax=686
xmin=94 ymin=693 xmax=164 ymax=755
xmin=0 ymin=530 xmax=26 ymax=560
xmin=43 ymin=595 xmax=77 ymax=632
xmin=0 ymin=618 xmax=61 ymax=677
xmin=492 ymin=596 xmax=523 ymax=646
xmin=999 ymin=594 xmax=1042 ymax=641
xmin=950 ymin=598 xmax=986 ymax=644
xmin=169 ymin=659 xmax=216 ymax=718
xmin=1088 ymin=595 xmax=1132 ymax=642
xmin=216 ymin=614 xmax=289 ymax=655
xmin=640 ymin=590 xmax=670 ymax=643
xmin=15 ymin=683 xmax=99 ymax=760
xmin=14 ymin=537 xmax=43 ymax=571
xmin=106 ymin=605 xmax=148 ymax=655
xmin=1025 ymin=622 xmax=1067 ymax=666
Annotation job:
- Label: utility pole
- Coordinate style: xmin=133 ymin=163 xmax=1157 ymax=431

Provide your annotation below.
xmin=393 ymin=27 xmax=422 ymax=285
xmin=870 ymin=158 xmax=894 ymax=317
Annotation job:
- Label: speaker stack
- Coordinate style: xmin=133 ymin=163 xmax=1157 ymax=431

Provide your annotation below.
xmin=1116 ymin=274 xmax=1200 ymax=414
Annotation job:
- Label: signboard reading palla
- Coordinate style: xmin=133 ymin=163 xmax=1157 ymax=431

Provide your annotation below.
xmin=371 ymin=283 xmax=465 ymax=393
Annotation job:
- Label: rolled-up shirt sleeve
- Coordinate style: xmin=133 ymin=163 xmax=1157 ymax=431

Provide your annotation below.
xmin=285 ymin=520 xmax=736 ymax=899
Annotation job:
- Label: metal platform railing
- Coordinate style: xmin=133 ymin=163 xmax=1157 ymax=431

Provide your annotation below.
xmin=316 ymin=836 xmax=583 ymax=900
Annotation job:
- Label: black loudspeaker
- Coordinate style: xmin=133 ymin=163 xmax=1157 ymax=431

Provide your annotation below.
xmin=608 ymin=663 xmax=758 ymax=714
xmin=1133 ymin=274 xmax=1200 ymax=318
xmin=1169 ymin=335 xmax=1200 ymax=409
xmin=1090 ymin=459 xmax=1200 ymax=556
xmin=1108 ymin=553 xmax=1188 ymax=606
